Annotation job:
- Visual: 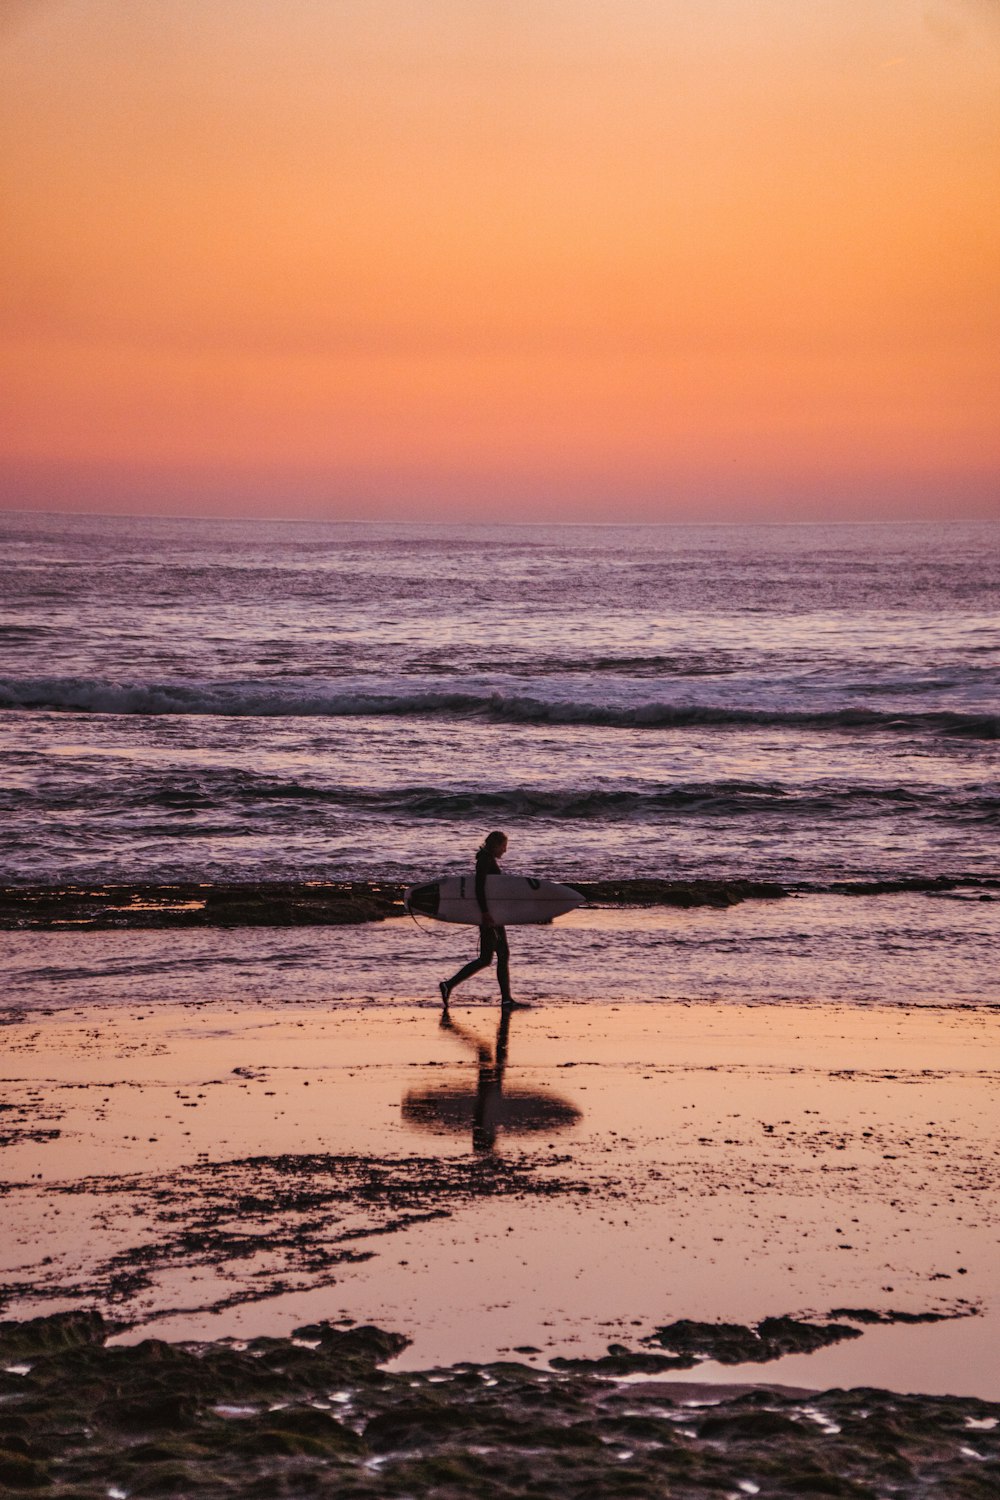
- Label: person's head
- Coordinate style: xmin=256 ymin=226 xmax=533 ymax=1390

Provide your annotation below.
xmin=481 ymin=830 xmax=508 ymax=858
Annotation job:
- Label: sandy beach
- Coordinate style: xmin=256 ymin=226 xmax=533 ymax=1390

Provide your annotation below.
xmin=3 ymin=974 xmax=999 ymax=1494
xmin=4 ymin=985 xmax=997 ymax=1392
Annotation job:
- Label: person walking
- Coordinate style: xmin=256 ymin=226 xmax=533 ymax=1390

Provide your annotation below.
xmin=439 ymin=831 xmax=529 ymax=1010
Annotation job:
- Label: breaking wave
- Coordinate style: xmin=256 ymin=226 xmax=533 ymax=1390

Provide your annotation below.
xmin=1 ymin=675 xmax=997 ymax=738
xmin=4 ymin=775 xmax=998 ymax=824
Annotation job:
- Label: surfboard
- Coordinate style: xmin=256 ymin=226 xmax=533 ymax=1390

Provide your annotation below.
xmin=405 ymin=873 xmax=584 ymax=927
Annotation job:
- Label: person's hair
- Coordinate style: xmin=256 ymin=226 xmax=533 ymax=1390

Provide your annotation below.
xmin=480 ymin=830 xmax=507 ymax=855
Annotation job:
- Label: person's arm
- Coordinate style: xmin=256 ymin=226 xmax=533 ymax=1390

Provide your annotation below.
xmin=475 ymin=853 xmax=496 ymax=926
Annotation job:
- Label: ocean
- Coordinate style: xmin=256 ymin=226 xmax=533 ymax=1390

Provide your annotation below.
xmin=1 ymin=511 xmax=997 ymax=890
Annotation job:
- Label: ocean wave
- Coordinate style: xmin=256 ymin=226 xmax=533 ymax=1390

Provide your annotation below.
xmin=451 ymin=652 xmax=740 ymax=678
xmin=0 ymin=624 xmax=54 ymax=640
xmin=0 ymin=676 xmax=996 ymax=738
xmin=267 ymin=782 xmax=1000 ymax=821
xmin=4 ymin=775 xmax=998 ymax=824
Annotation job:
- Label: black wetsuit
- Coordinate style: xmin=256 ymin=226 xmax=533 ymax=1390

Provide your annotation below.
xmin=445 ymin=849 xmax=512 ymax=1003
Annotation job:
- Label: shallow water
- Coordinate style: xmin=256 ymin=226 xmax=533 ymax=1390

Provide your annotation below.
xmin=5 ymin=894 xmax=999 ymax=1012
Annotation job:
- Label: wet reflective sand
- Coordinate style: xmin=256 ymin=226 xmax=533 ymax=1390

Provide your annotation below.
xmin=2 ymin=994 xmax=997 ymax=1398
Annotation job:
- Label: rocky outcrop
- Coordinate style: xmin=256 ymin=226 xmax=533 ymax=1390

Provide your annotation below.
xmin=0 ymin=1311 xmax=997 ymax=1497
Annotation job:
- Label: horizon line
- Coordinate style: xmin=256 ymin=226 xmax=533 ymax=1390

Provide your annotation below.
xmin=2 ymin=505 xmax=996 ymax=530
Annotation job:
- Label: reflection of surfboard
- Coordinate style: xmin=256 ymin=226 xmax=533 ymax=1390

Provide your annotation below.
xmin=405 ymin=873 xmax=584 ymax=927
xmin=402 ymin=1086 xmax=581 ymax=1133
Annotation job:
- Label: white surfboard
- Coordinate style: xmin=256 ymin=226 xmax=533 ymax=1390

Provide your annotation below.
xmin=405 ymin=873 xmax=584 ymax=927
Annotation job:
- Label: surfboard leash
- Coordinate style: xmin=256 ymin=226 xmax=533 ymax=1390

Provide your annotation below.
xmin=405 ymin=905 xmax=440 ymax=937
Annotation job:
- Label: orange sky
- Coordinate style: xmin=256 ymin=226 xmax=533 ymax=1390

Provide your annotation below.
xmin=2 ymin=0 xmax=998 ymax=521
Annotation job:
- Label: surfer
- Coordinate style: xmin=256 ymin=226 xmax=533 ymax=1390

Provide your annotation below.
xmin=439 ymin=831 xmax=529 ymax=1010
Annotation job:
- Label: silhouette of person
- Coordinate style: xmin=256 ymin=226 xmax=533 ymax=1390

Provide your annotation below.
xmin=438 ymin=831 xmax=529 ymax=1010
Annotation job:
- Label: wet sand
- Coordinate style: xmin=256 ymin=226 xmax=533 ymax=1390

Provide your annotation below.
xmin=2 ymin=996 xmax=997 ymax=1403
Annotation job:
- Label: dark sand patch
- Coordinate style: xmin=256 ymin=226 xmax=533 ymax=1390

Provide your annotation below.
xmin=1 ymin=1150 xmax=593 ymax=1323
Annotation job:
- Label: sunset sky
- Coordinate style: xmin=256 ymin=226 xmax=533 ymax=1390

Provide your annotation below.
xmin=2 ymin=0 xmax=998 ymax=522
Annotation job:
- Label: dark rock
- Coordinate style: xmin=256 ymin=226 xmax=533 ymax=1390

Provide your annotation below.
xmin=644 ymin=1315 xmax=862 ymax=1365
xmin=0 ymin=1448 xmax=51 ymax=1489
xmin=550 ymin=1350 xmax=691 ymax=1375
xmin=644 ymin=1318 xmax=764 ymax=1362
xmin=0 ymin=1309 xmax=106 ymax=1361
xmin=0 ymin=1432 xmax=32 ymax=1457
xmin=767 ymin=1468 xmax=876 ymax=1496
xmin=291 ymin=1321 xmax=409 ymax=1366
xmin=96 ymin=1391 xmax=197 ymax=1432
xmin=828 ymin=1306 xmax=971 ymax=1326
xmin=757 ymin=1316 xmax=862 ymax=1357
xmin=122 ymin=1440 xmax=213 ymax=1464
xmin=698 ymin=1407 xmax=803 ymax=1439
xmin=0 ymin=880 xmax=404 ymax=931
xmin=229 ymin=1405 xmax=362 ymax=1457
xmin=574 ymin=878 xmax=789 ymax=908
xmin=0 ymin=1312 xmax=996 ymax=1498
xmin=364 ymin=1399 xmax=510 ymax=1452
xmin=827 ymin=1307 xmax=888 ymax=1324
xmin=127 ymin=1461 xmax=201 ymax=1495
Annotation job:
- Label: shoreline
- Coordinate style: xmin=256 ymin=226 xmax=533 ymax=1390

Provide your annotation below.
xmin=1 ymin=872 xmax=997 ymax=930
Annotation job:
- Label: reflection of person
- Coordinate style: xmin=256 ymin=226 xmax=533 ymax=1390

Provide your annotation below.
xmin=440 ymin=1006 xmax=512 ymax=1152
xmin=439 ymin=831 xmax=529 ymax=1010
xmin=401 ymin=1007 xmax=581 ymax=1152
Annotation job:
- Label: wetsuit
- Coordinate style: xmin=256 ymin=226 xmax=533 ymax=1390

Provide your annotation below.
xmin=444 ymin=849 xmax=512 ymax=1003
